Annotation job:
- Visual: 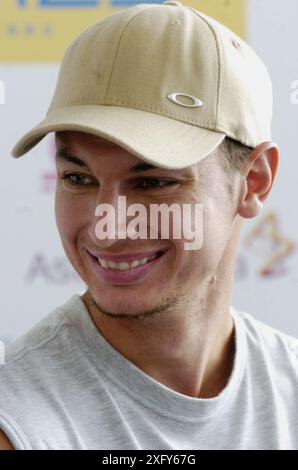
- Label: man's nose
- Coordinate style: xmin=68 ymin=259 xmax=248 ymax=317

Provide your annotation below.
xmin=87 ymin=186 xmax=130 ymax=248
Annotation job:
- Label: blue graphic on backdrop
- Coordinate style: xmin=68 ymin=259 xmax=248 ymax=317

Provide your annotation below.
xmin=17 ymin=0 xmax=100 ymax=8
xmin=111 ymin=0 xmax=162 ymax=5
xmin=16 ymin=0 xmax=163 ymax=7
xmin=39 ymin=0 xmax=99 ymax=6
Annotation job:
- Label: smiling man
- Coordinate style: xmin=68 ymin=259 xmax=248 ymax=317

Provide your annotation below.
xmin=0 ymin=1 xmax=297 ymax=451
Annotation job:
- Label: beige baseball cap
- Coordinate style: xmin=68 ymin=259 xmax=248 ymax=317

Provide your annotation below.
xmin=11 ymin=0 xmax=273 ymax=169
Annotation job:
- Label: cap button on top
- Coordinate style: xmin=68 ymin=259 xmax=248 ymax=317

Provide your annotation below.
xmin=232 ymin=39 xmax=241 ymax=48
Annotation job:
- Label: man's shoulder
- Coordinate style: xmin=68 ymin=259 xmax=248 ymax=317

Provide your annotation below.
xmin=0 ymin=294 xmax=81 ymax=372
xmin=237 ymin=308 xmax=298 ymax=351
xmin=0 ymin=293 xmax=87 ymax=448
xmin=234 ymin=307 xmax=298 ymax=378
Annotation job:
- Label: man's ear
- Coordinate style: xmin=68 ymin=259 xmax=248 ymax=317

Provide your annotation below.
xmin=238 ymin=141 xmax=279 ymax=219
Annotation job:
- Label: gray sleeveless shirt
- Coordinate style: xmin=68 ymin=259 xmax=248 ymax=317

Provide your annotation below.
xmin=0 ymin=294 xmax=297 ymax=450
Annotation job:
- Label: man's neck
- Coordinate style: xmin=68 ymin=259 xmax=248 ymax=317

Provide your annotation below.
xmin=81 ymin=284 xmax=235 ymax=399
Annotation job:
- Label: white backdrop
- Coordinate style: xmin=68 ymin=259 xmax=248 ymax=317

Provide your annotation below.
xmin=1 ymin=0 xmax=297 ymax=346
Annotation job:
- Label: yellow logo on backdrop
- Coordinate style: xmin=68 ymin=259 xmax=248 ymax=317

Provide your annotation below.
xmin=0 ymin=0 xmax=246 ymax=62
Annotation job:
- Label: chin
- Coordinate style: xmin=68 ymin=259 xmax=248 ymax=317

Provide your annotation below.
xmin=90 ymin=288 xmax=153 ymax=315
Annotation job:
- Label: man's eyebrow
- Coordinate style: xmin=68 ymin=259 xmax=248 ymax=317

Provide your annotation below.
xmin=129 ymin=162 xmax=159 ymax=173
xmin=55 ymin=149 xmax=90 ymax=169
xmin=55 ymin=149 xmax=162 ymax=173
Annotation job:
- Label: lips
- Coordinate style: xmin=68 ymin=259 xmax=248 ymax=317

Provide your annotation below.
xmin=86 ymin=248 xmax=169 ymax=284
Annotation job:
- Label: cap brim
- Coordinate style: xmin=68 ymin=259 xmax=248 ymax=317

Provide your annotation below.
xmin=11 ymin=105 xmax=225 ymax=169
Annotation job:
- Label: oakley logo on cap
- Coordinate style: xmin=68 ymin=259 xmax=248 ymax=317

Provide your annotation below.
xmin=167 ymin=92 xmax=203 ymax=108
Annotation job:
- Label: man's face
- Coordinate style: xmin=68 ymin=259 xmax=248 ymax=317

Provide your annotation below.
xmin=54 ymin=130 xmax=237 ymax=317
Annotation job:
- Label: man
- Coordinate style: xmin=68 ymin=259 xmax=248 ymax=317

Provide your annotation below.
xmin=0 ymin=1 xmax=297 ymax=450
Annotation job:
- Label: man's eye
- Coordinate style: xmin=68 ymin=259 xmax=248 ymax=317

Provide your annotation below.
xmin=137 ymin=179 xmax=178 ymax=189
xmin=61 ymin=173 xmax=95 ymax=186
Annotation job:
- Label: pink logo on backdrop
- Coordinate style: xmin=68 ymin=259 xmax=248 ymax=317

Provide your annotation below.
xmin=40 ymin=134 xmax=56 ymax=193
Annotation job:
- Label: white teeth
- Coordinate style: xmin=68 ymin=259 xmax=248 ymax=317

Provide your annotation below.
xmin=97 ymin=252 xmax=161 ymax=271
xmin=109 ymin=260 xmax=121 ymax=269
xmin=131 ymin=259 xmax=141 ymax=268
xmin=117 ymin=262 xmax=131 ymax=271
xmin=100 ymin=259 xmax=109 ymax=269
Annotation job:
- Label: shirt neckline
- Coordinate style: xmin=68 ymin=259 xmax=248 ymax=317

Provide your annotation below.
xmin=65 ymin=294 xmax=247 ymax=422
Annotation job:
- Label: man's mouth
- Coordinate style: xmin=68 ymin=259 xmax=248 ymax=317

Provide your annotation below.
xmin=96 ymin=250 xmax=166 ymax=271
xmin=86 ymin=248 xmax=169 ymax=284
